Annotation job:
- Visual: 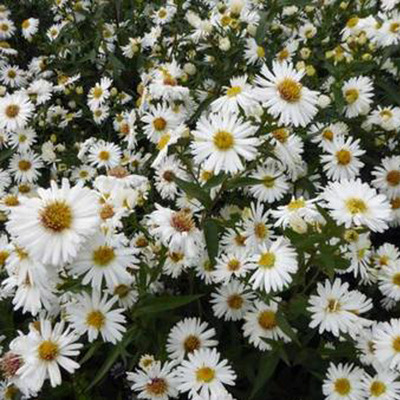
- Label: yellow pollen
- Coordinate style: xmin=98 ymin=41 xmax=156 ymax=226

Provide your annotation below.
xmin=22 ymin=19 xmax=31 ymax=29
xmin=146 ymin=378 xmax=168 ymax=395
xmin=263 ymin=175 xmax=275 ymax=188
xmin=254 ymin=222 xmax=268 ymax=239
xmin=201 ymin=170 xmax=213 ymax=181
xmin=234 ymin=234 xmax=246 ymax=246
xmin=379 ymin=255 xmax=389 ymax=266
xmin=278 ymin=48 xmax=289 ymax=61
xmin=38 ymin=340 xmax=59 ymax=361
xmin=390 ymin=22 xmax=400 ymax=33
xmin=346 ymin=17 xmax=359 ymax=28
xmin=98 ymin=150 xmax=110 ymax=161
xmin=387 ymin=170 xmax=400 ymax=186
xmin=272 ymin=128 xmax=289 ymax=143
xmin=40 ymin=201 xmax=72 ymax=232
xmin=226 ymin=86 xmax=242 ymax=97
xmin=227 ymin=294 xmax=243 ymax=309
xmin=158 ymin=8 xmax=167 ymax=19
xmin=171 ymin=210 xmax=195 ymax=233
xmin=3 ymin=195 xmax=19 ymax=207
xmin=257 ymin=46 xmax=265 ymax=58
xmin=153 ymin=117 xmax=167 ymax=131
xmin=227 ymin=259 xmax=240 ymax=271
xmin=86 ymin=310 xmax=105 ymax=329
xmin=393 ymin=336 xmax=400 ymax=352
xmin=5 ymin=105 xmax=20 ymax=119
xmin=258 ymin=310 xmax=277 ymax=330
xmin=0 ymin=250 xmax=9 ymax=267
xmin=184 ymin=335 xmax=200 ymax=353
xmin=392 ymin=273 xmax=400 ymax=287
xmin=391 ymin=197 xmax=400 ymax=210
xmin=345 ymin=198 xmax=367 ymax=214
xmin=7 ymin=70 xmax=16 ymax=79
xmin=18 ymin=134 xmax=27 ymax=143
xmin=370 ymin=381 xmax=386 ymax=397
xmin=288 ymin=198 xmax=305 ymax=210
xmin=344 ymin=88 xmax=359 ymax=104
xmin=0 ymin=23 xmax=9 ymax=32
xmin=336 ymin=149 xmax=352 ymax=165
xmin=114 ymin=284 xmax=130 ymax=298
xmin=326 ymin=298 xmax=341 ymax=313
xmin=157 ymin=133 xmax=171 ymax=150
xmin=93 ymin=246 xmax=115 ymax=266
xmin=277 ymin=78 xmax=302 ymax=103
xmin=169 ymin=252 xmax=184 ymax=263
xmin=213 ymin=130 xmax=234 ymax=151
xmin=196 ymin=367 xmax=215 ymax=383
xmin=322 ymin=129 xmax=334 ymax=141
xmin=334 ymin=378 xmax=351 ymax=395
xmin=380 ymin=109 xmax=393 ymax=120
xmin=258 ymin=251 xmax=276 ymax=269
xmin=18 ymin=160 xmax=31 ymax=171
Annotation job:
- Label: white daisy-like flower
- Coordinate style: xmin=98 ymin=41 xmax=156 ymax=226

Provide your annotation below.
xmin=210 ymin=280 xmax=254 ymax=321
xmin=322 ymin=363 xmax=365 ymax=400
xmin=361 ymin=368 xmax=400 ymax=400
xmin=17 ymin=318 xmax=82 ymax=390
xmin=212 ymin=250 xmax=252 ymax=283
xmin=87 ymin=77 xmax=112 ymax=110
xmin=254 ymin=61 xmax=319 ymax=127
xmin=211 ymin=75 xmax=258 ymax=114
xmin=342 ymin=76 xmax=374 ymax=118
xmin=6 ymin=179 xmax=100 ymax=266
xmin=21 ymin=18 xmax=39 ymax=40
xmin=69 ymin=232 xmax=137 ymax=290
xmin=175 ymin=348 xmax=236 ymax=400
xmin=8 ymin=127 xmax=36 ymax=152
xmin=166 ymin=318 xmax=217 ymax=361
xmin=321 ymin=136 xmax=365 ymax=181
xmin=373 ymin=319 xmax=400 ymax=371
xmin=308 ymin=122 xmax=349 ymax=150
xmin=378 ymin=262 xmax=400 ymax=301
xmin=373 ymin=243 xmax=400 ymax=269
xmin=0 ymin=93 xmax=34 ymax=131
xmin=191 ymin=112 xmax=259 ymax=174
xmin=8 ymin=150 xmax=43 ymax=183
xmin=248 ymin=237 xmax=298 ymax=293
xmin=322 ymin=179 xmax=392 ymax=233
xmin=367 ymin=106 xmax=400 ymax=131
xmin=67 ymin=290 xmax=126 ymax=344
xmin=243 ymin=299 xmax=291 ymax=351
xmin=244 ymin=38 xmax=266 ymax=65
xmin=308 ymin=278 xmax=373 ymax=338
xmin=87 ymin=140 xmax=122 ymax=169
xmin=127 ymin=360 xmax=179 ymax=400
xmin=372 ymin=156 xmax=400 ymax=199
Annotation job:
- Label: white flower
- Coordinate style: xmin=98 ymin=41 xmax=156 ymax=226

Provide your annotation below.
xmin=127 ymin=360 xmax=179 ymax=400
xmin=378 ymin=262 xmax=400 ymax=301
xmin=212 ymin=250 xmax=252 ymax=283
xmin=0 ymin=93 xmax=34 ymax=131
xmin=87 ymin=77 xmax=112 ymax=110
xmin=249 ymin=237 xmax=298 ymax=293
xmin=361 ymin=368 xmax=400 ymax=400
xmin=322 ymin=363 xmax=365 ymax=400
xmin=322 ymin=179 xmax=392 ymax=233
xmin=67 ymin=290 xmax=126 ymax=344
xmin=342 ymin=76 xmax=374 ymax=118
xmin=6 ymin=179 xmax=100 ymax=266
xmin=191 ymin=112 xmax=259 ymax=174
xmin=308 ymin=278 xmax=372 ymax=338
xmin=254 ymin=61 xmax=319 ymax=127
xmin=166 ymin=318 xmax=217 ymax=361
xmin=87 ymin=140 xmax=122 ymax=169
xmin=374 ymin=319 xmax=400 ymax=372
xmin=372 ymin=156 xmax=400 ymax=199
xmin=21 ymin=18 xmax=39 ymax=40
xmin=17 ymin=318 xmax=82 ymax=390
xmin=175 ymin=348 xmax=236 ymax=400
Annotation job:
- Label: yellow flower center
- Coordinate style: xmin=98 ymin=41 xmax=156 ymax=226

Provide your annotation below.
xmin=40 ymin=201 xmax=72 ymax=232
xmin=213 ymin=130 xmax=234 ymax=151
xmin=7 ymin=70 xmax=16 ymax=79
xmin=157 ymin=133 xmax=171 ymax=150
xmin=38 ymin=340 xmax=59 ymax=361
xmin=254 ymin=222 xmax=268 ymax=239
xmin=322 ymin=129 xmax=334 ymax=141
xmin=93 ymin=246 xmax=115 ymax=266
xmin=5 ymin=105 xmax=20 ymax=119
xmin=346 ymin=17 xmax=359 ymax=28
xmin=344 ymin=88 xmax=359 ymax=104
xmin=288 ymin=198 xmax=305 ymax=210
xmin=146 ymin=378 xmax=168 ymax=395
xmin=22 ymin=19 xmax=31 ymax=29
xmin=257 ymin=46 xmax=265 ymax=58
xmin=98 ymin=150 xmax=110 ymax=161
xmin=0 ymin=250 xmax=9 ymax=267
xmin=227 ymin=259 xmax=240 ymax=271
xmin=0 ymin=23 xmax=9 ymax=32
xmin=171 ymin=210 xmax=195 ymax=233
xmin=391 ymin=197 xmax=400 ymax=210
xmin=114 ymin=284 xmax=130 ymax=298
xmin=278 ymin=48 xmax=289 ymax=61
xmin=158 ymin=8 xmax=167 ymax=19
xmin=196 ymin=367 xmax=215 ymax=383
xmin=387 ymin=170 xmax=400 ymax=186
xmin=18 ymin=160 xmax=31 ymax=171
xmin=258 ymin=310 xmax=277 ymax=330
xmin=259 ymin=251 xmax=276 ymax=268
xmin=345 ymin=198 xmax=367 ymax=214
xmin=153 ymin=117 xmax=167 ymax=131
xmin=390 ymin=22 xmax=400 ymax=33
xmin=272 ymin=128 xmax=289 ymax=143
xmin=3 ymin=195 xmax=19 ymax=207
xmin=183 ymin=335 xmax=200 ymax=353
xmin=169 ymin=251 xmax=184 ymax=263
xmin=263 ymin=175 xmax=275 ymax=188
xmin=227 ymin=294 xmax=243 ymax=309
xmin=336 ymin=149 xmax=352 ymax=165
xmin=277 ymin=78 xmax=302 ymax=103
xmin=326 ymin=298 xmax=341 ymax=313
xmin=393 ymin=336 xmax=400 ymax=352
xmin=392 ymin=273 xmax=400 ymax=287
xmin=86 ymin=310 xmax=106 ymax=329
xmin=370 ymin=381 xmax=386 ymax=397
xmin=93 ymin=87 xmax=103 ymax=99
xmin=226 ymin=86 xmax=242 ymax=97
xmin=380 ymin=109 xmax=393 ymax=120
xmin=334 ymin=378 xmax=351 ymax=395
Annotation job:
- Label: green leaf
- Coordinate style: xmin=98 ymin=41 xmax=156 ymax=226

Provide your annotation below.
xmin=203 ymin=173 xmax=226 ymax=189
xmin=255 ymin=11 xmax=268 ymax=44
xmin=203 ymin=218 xmax=219 ymax=263
xmin=276 ymin=311 xmax=300 ymax=346
xmin=0 ymin=147 xmax=15 ymax=164
xmin=174 ymin=177 xmax=212 ymax=208
xmin=249 ymin=351 xmax=279 ymax=399
xmin=134 ymin=294 xmax=203 ymax=316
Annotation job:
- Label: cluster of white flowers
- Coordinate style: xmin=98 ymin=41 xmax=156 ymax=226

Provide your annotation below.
xmin=0 ymin=0 xmax=400 ymax=399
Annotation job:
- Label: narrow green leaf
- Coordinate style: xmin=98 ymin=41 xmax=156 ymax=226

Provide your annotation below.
xmin=276 ymin=311 xmax=300 ymax=346
xmin=249 ymin=352 xmax=279 ymax=399
xmin=204 ymin=218 xmax=219 ymax=263
xmin=174 ymin=177 xmax=212 ymax=208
